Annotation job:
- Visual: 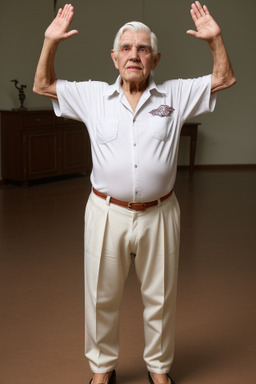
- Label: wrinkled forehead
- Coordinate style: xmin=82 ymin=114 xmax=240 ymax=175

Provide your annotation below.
xmin=119 ymin=29 xmax=152 ymax=47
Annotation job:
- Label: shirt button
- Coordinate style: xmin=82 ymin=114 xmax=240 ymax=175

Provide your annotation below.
xmin=134 ymin=143 xmax=136 ymax=147
xmin=135 ymin=165 xmax=138 ymax=168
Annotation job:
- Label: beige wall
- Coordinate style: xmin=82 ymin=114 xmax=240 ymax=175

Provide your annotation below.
xmin=1 ymin=0 xmax=255 ymax=173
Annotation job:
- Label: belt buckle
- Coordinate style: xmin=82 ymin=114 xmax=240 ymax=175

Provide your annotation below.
xmin=128 ymin=202 xmax=147 ymax=211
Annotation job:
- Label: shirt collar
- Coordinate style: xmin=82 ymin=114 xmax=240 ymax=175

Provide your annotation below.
xmin=104 ymin=75 xmax=167 ymax=97
xmin=103 ymin=76 xmax=122 ymax=97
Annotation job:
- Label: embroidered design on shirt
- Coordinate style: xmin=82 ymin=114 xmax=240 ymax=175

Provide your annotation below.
xmin=149 ymin=105 xmax=175 ymax=117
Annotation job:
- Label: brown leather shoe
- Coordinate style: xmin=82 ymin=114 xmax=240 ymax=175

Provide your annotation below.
xmin=148 ymin=371 xmax=175 ymax=384
xmin=89 ymin=370 xmax=116 ymax=384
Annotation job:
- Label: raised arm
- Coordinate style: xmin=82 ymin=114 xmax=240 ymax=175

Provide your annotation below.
xmin=33 ymin=4 xmax=78 ymax=99
xmin=186 ymin=1 xmax=236 ymax=93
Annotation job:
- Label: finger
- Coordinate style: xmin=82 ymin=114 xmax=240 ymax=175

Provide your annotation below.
xmin=190 ymin=9 xmax=198 ymax=24
xmin=191 ymin=4 xmax=197 ymax=20
xmin=66 ymin=29 xmax=79 ymax=38
xmin=56 ymin=8 xmax=63 ymax=18
xmin=191 ymin=3 xmax=200 ymax=19
xmin=62 ymin=4 xmax=71 ymax=15
xmin=62 ymin=4 xmax=73 ymax=19
xmin=186 ymin=29 xmax=198 ymax=38
xmin=67 ymin=8 xmax=75 ymax=23
xmin=194 ymin=1 xmax=205 ymax=17
xmin=203 ymin=5 xmax=210 ymax=15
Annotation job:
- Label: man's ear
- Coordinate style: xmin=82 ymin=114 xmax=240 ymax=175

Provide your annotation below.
xmin=152 ymin=52 xmax=161 ymax=70
xmin=111 ymin=50 xmax=119 ymax=69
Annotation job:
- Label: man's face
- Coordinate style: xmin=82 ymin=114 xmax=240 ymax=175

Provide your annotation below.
xmin=111 ymin=29 xmax=161 ymax=89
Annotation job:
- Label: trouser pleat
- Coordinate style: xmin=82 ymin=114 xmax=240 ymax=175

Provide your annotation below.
xmin=84 ymin=192 xmax=180 ymax=373
xmin=134 ymin=193 xmax=180 ymax=373
xmin=84 ymin=193 xmax=132 ymax=372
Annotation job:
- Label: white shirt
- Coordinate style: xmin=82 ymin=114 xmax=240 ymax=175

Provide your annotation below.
xmin=53 ymin=75 xmax=216 ymax=202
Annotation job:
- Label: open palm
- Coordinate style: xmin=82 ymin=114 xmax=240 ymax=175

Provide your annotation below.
xmin=187 ymin=2 xmax=221 ymax=41
xmin=45 ymin=4 xmax=78 ymax=42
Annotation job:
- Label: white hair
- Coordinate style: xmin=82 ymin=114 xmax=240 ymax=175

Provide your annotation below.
xmin=113 ymin=21 xmax=159 ymax=57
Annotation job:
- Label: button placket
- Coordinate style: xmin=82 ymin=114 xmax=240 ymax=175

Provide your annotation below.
xmin=132 ymin=116 xmax=140 ymax=201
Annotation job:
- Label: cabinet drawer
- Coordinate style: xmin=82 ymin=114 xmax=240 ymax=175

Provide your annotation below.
xmin=23 ymin=113 xmax=54 ymax=128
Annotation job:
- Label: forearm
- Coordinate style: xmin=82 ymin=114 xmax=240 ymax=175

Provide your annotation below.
xmin=33 ymin=38 xmax=59 ymax=99
xmin=210 ymin=34 xmax=236 ymax=93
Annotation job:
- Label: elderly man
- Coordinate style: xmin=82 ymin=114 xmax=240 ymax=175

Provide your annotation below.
xmin=33 ymin=2 xmax=235 ymax=384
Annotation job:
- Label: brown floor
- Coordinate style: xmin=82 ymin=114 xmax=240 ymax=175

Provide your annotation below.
xmin=0 ymin=169 xmax=256 ymax=384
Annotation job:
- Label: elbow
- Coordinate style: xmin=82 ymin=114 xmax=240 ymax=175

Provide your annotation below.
xmin=229 ymin=75 xmax=237 ymax=87
xmin=33 ymin=82 xmax=41 ymax=96
xmin=211 ymin=72 xmax=237 ymax=94
xmin=225 ymin=71 xmax=237 ymax=88
xmin=32 ymin=79 xmax=57 ymax=99
xmin=32 ymin=78 xmax=46 ymax=96
xmin=224 ymin=74 xmax=237 ymax=90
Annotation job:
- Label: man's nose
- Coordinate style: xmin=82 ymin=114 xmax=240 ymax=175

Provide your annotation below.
xmin=129 ymin=47 xmax=140 ymax=61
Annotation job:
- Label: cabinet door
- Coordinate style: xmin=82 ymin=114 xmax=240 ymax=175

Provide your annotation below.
xmin=61 ymin=127 xmax=92 ymax=174
xmin=23 ymin=129 xmax=60 ymax=180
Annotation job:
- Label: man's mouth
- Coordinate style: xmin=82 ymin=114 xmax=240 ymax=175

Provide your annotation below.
xmin=126 ymin=66 xmax=141 ymax=71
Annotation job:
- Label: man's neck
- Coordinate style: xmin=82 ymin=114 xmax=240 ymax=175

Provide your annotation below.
xmin=121 ymin=77 xmax=149 ymax=94
xmin=121 ymin=77 xmax=149 ymax=112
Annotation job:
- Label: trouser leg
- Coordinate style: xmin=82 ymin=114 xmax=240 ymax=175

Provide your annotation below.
xmin=84 ymin=193 xmax=132 ymax=373
xmin=134 ymin=194 xmax=180 ymax=374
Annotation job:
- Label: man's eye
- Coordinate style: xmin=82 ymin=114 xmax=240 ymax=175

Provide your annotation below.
xmin=139 ymin=47 xmax=150 ymax=53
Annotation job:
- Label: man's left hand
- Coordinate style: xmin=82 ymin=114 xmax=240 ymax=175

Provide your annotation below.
xmin=186 ymin=1 xmax=221 ymax=42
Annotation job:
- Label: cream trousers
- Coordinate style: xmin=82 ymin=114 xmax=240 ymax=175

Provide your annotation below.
xmin=84 ymin=191 xmax=180 ymax=374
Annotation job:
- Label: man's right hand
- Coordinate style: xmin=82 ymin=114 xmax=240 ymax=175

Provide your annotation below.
xmin=33 ymin=4 xmax=78 ymax=99
xmin=45 ymin=4 xmax=78 ymax=43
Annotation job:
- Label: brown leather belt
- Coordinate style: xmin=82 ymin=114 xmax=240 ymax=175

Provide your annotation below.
xmin=92 ymin=187 xmax=173 ymax=211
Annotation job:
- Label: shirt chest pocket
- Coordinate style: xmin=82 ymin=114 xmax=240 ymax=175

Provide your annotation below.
xmin=96 ymin=119 xmax=119 ymax=144
xmin=150 ymin=116 xmax=175 ymax=141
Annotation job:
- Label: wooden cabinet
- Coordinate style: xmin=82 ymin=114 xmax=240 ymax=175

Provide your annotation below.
xmin=1 ymin=110 xmax=91 ymax=184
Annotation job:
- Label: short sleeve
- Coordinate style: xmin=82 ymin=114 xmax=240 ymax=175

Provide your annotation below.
xmin=178 ymin=75 xmax=217 ymax=122
xmin=52 ymin=79 xmax=91 ymax=122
